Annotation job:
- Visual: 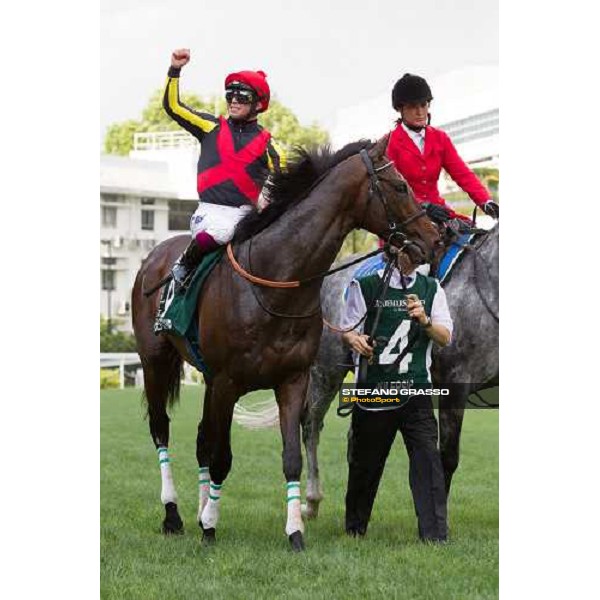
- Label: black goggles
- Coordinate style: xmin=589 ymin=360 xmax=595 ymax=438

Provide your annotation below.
xmin=225 ymin=88 xmax=256 ymax=104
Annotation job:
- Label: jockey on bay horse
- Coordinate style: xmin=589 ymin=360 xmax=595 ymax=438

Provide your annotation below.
xmin=163 ymin=48 xmax=286 ymax=290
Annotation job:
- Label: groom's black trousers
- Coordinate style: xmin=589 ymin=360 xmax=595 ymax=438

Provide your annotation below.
xmin=345 ymin=398 xmax=448 ymax=541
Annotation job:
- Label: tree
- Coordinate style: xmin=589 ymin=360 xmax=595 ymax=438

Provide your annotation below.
xmin=258 ymin=101 xmax=329 ymax=149
xmin=103 ymin=89 xmax=329 ymax=155
xmin=100 ymin=316 xmax=137 ymax=352
xmin=104 ymin=119 xmax=143 ymax=156
xmin=473 ymin=167 xmax=499 ymax=200
xmin=338 ymin=230 xmax=379 ymax=260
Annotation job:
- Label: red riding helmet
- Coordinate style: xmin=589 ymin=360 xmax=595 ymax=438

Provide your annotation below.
xmin=224 ymin=70 xmax=271 ymax=113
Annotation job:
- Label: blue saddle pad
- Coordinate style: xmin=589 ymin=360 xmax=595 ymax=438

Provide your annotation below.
xmin=436 ymin=233 xmax=474 ymax=282
xmin=344 ymin=254 xmax=386 ymax=300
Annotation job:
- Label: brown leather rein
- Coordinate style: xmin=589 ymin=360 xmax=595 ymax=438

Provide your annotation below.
xmin=225 ymin=152 xmax=429 ymax=329
xmin=227 ymin=243 xmax=301 ymax=288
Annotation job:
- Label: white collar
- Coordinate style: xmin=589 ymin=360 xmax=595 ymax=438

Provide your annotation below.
xmin=376 ymin=267 xmax=418 ymax=289
xmin=401 ymin=122 xmax=426 ymax=138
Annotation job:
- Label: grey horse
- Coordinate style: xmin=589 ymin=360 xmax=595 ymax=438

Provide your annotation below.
xmin=301 ymin=223 xmax=499 ymax=518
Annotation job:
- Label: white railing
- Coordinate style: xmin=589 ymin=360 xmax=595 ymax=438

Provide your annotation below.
xmin=100 ymin=353 xmax=141 ymax=389
xmin=133 ymin=131 xmax=199 ymax=151
xmin=100 ymin=353 xmax=201 ymax=389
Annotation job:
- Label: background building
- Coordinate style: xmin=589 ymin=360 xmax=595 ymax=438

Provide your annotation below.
xmin=100 ymin=145 xmax=198 ymax=331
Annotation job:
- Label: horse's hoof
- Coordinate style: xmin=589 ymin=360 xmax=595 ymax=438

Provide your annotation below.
xmin=301 ymin=500 xmax=320 ymax=520
xmin=346 ymin=527 xmax=366 ymax=538
xmin=202 ymin=526 xmax=217 ymax=545
xmin=162 ymin=502 xmax=184 ymax=535
xmin=162 ymin=522 xmax=184 ymax=535
xmin=288 ymin=531 xmax=305 ymax=552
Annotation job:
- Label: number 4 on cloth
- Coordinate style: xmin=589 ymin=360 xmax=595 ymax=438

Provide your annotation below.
xmin=378 ymin=321 xmax=413 ymax=374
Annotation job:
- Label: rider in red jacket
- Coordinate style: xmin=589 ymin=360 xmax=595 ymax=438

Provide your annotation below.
xmin=386 ymin=74 xmax=499 ymax=225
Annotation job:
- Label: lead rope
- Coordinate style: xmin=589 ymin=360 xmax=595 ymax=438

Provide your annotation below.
xmin=336 ymin=258 xmax=396 ymax=418
xmin=355 ymin=257 xmax=396 ymax=385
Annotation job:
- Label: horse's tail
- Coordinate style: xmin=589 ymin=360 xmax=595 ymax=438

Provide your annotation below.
xmin=164 ymin=348 xmax=183 ymax=410
xmin=131 ymin=236 xmax=189 ymax=417
xmin=140 ymin=347 xmax=183 ymax=418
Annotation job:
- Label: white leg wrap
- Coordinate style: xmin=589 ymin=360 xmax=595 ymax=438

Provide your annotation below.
xmin=157 ymin=447 xmax=178 ymax=505
xmin=285 ymin=481 xmax=304 ymax=536
xmin=200 ymin=481 xmax=222 ymax=530
xmin=197 ymin=467 xmax=210 ymax=522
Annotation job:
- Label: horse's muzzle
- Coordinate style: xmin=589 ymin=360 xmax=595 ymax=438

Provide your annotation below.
xmin=386 ymin=230 xmax=438 ymax=266
xmin=403 ymin=238 xmax=431 ymax=265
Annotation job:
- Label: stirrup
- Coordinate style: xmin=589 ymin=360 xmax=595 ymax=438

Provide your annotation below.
xmin=171 ymin=241 xmax=203 ymax=291
xmin=171 ymin=263 xmax=192 ymax=292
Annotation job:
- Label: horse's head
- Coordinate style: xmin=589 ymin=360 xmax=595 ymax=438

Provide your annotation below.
xmin=353 ymin=135 xmax=441 ymax=264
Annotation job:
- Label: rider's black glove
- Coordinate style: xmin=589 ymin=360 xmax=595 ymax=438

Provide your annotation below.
xmin=482 ymin=201 xmax=500 ymax=219
xmin=423 ymin=202 xmax=452 ymax=224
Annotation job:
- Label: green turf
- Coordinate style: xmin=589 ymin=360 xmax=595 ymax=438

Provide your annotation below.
xmin=101 ymin=386 xmax=498 ymax=599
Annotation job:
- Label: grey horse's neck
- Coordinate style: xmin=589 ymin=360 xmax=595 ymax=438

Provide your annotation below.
xmin=435 ymin=223 xmax=499 ymax=384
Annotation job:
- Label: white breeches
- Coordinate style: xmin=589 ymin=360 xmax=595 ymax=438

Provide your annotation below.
xmin=190 ymin=202 xmax=253 ymax=244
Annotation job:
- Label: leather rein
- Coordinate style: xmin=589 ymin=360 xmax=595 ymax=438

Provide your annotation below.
xmin=227 ymin=150 xmax=428 ymax=322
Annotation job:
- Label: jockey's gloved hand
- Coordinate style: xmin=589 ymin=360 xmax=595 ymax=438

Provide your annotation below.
xmin=423 ymin=202 xmax=452 ymax=224
xmin=483 ymin=201 xmax=500 ymax=219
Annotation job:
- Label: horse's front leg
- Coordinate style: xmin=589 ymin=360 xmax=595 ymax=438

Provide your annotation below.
xmin=196 ymin=382 xmax=213 ymax=528
xmin=199 ymin=373 xmax=238 ymax=545
xmin=276 ymin=371 xmax=310 ymax=552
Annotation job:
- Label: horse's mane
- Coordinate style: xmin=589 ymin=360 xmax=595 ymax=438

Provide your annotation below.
xmin=232 ymin=139 xmax=374 ymax=243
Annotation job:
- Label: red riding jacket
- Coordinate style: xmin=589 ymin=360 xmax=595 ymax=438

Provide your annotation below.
xmin=386 ymin=123 xmax=491 ymax=221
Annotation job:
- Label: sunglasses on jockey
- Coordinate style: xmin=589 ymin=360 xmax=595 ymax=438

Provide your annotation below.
xmin=225 ymin=85 xmax=256 ymax=105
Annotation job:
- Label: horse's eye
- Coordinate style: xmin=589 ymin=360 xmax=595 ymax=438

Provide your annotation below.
xmin=392 ymin=182 xmax=408 ymax=194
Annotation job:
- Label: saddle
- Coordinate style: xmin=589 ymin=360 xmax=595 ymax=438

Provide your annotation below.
xmin=154 ymin=248 xmax=225 ymax=373
xmin=433 ymin=219 xmax=487 ymax=283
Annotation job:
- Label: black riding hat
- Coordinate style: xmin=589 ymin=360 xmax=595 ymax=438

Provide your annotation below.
xmin=392 ymin=74 xmax=433 ymax=109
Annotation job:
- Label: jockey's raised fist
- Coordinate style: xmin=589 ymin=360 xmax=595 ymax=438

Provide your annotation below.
xmin=171 ymin=49 xmax=191 ymax=68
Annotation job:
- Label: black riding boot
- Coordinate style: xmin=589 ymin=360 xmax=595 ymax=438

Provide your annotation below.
xmin=171 ymin=239 xmax=204 ymax=291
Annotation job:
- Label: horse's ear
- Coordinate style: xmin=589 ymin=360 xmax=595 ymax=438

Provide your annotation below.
xmin=370 ymin=134 xmax=390 ymax=159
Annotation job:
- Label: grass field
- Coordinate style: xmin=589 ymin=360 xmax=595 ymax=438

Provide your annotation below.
xmin=101 ymin=386 xmax=498 ymax=600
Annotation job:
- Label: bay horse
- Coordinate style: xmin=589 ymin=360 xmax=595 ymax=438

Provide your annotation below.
xmin=297 ymin=224 xmax=499 ymax=518
xmin=131 ymin=136 xmax=440 ymax=551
